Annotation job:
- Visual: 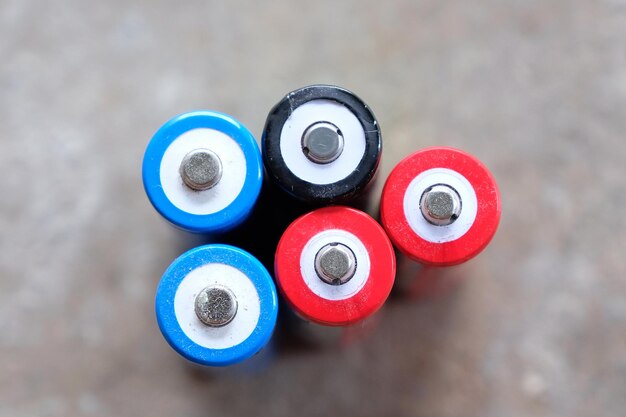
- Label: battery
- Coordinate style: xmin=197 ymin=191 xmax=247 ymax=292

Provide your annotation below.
xmin=380 ymin=146 xmax=501 ymax=267
xmin=262 ymin=85 xmax=382 ymax=205
xmin=155 ymin=244 xmax=278 ymax=367
xmin=142 ymin=110 xmax=263 ymax=234
xmin=275 ymin=206 xmax=396 ymax=326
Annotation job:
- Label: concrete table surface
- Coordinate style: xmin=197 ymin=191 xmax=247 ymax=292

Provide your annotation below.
xmin=1 ymin=1 xmax=625 ymax=416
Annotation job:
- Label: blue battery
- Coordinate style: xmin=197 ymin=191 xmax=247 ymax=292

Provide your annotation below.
xmin=155 ymin=244 xmax=278 ymax=367
xmin=142 ymin=111 xmax=263 ymax=233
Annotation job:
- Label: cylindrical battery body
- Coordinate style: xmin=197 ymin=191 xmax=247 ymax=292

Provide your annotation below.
xmin=143 ymin=111 xmax=263 ymax=234
xmin=155 ymin=244 xmax=278 ymax=367
xmin=381 ymin=147 xmax=501 ymax=266
xmin=381 ymin=147 xmax=501 ymax=296
xmin=275 ymin=206 xmax=396 ymax=327
xmin=262 ymin=85 xmax=382 ymax=207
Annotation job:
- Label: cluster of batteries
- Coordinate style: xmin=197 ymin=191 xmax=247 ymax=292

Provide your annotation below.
xmin=142 ymin=85 xmax=501 ymax=367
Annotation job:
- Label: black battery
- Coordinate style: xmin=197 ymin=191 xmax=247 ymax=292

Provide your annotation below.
xmin=262 ymin=84 xmax=382 ymax=207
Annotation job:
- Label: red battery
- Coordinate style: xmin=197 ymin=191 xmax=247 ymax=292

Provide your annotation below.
xmin=381 ymin=147 xmax=501 ymax=267
xmin=275 ymin=206 xmax=396 ymax=326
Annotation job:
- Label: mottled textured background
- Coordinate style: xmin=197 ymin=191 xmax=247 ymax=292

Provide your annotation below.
xmin=1 ymin=1 xmax=625 ymax=416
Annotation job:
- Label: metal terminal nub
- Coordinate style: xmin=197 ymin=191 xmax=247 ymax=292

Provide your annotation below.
xmin=194 ymin=285 xmax=238 ymax=327
xmin=301 ymin=121 xmax=344 ymax=164
xmin=180 ymin=148 xmax=223 ymax=191
xmin=420 ymin=184 xmax=462 ymax=226
xmin=314 ymin=242 xmax=357 ymax=285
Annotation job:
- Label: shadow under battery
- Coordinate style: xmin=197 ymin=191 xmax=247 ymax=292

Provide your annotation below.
xmin=389 ymin=254 xmax=472 ymax=302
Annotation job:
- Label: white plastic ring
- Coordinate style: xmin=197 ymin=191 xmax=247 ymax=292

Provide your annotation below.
xmin=279 ymin=99 xmax=366 ymax=185
xmin=299 ymin=229 xmax=371 ymax=301
xmin=159 ymin=128 xmax=247 ymax=215
xmin=403 ymin=168 xmax=478 ymax=243
xmin=173 ymin=263 xmax=260 ymax=350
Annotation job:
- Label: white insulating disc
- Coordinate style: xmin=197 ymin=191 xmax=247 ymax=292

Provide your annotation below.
xmin=279 ymin=99 xmax=366 ymax=185
xmin=160 ymin=128 xmax=247 ymax=215
xmin=300 ymin=229 xmax=371 ymax=301
xmin=174 ymin=263 xmax=260 ymax=350
xmin=403 ymin=168 xmax=478 ymax=243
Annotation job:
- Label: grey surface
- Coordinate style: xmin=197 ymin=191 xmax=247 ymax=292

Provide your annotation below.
xmin=1 ymin=0 xmax=625 ymax=416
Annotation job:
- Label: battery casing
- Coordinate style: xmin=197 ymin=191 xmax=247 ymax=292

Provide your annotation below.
xmin=143 ymin=111 xmax=263 ymax=234
xmin=155 ymin=244 xmax=278 ymax=367
xmin=262 ymin=85 xmax=381 ymax=205
xmin=275 ymin=206 xmax=395 ymax=326
xmin=381 ymin=146 xmax=501 ymax=267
